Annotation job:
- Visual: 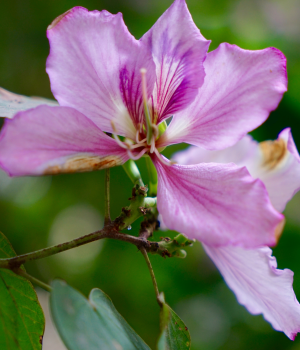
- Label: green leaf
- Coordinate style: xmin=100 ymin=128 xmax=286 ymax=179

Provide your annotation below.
xmin=50 ymin=279 xmax=151 ymax=350
xmin=157 ymin=294 xmax=191 ymax=350
xmin=0 ymin=231 xmax=45 ymax=350
xmin=0 ymin=86 xmax=58 ymax=118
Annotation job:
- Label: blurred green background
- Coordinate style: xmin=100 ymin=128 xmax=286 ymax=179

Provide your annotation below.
xmin=1 ymin=0 xmax=300 ymax=349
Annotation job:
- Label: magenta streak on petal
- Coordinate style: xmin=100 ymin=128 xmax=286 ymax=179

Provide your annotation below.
xmin=119 ymin=67 xmax=143 ymax=128
xmin=140 ymin=0 xmax=210 ymax=124
xmin=156 ymin=46 xmax=196 ymax=122
xmin=153 ymin=154 xmax=283 ymax=248
xmin=160 ymin=43 xmax=287 ymax=149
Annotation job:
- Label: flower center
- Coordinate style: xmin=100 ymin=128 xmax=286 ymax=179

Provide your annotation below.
xmin=110 ymin=69 xmax=170 ymax=166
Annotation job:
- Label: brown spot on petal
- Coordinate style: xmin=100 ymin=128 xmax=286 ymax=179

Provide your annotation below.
xmin=44 ymin=155 xmax=122 ymax=175
xmin=48 ymin=9 xmax=73 ymax=30
xmin=260 ymin=138 xmax=287 ymax=170
xmin=275 ymin=217 xmax=286 ymax=244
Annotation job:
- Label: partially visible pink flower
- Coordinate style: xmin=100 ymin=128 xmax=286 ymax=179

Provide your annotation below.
xmin=174 ymin=128 xmax=300 ymax=339
xmin=0 ymin=0 xmax=287 ymax=248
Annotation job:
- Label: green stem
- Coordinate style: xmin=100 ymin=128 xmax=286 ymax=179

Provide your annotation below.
xmin=0 ymin=224 xmax=157 ymax=269
xmin=15 ymin=269 xmax=52 ymax=292
xmin=0 ymin=229 xmax=109 ymax=269
xmin=117 ymin=196 xmax=157 ymax=230
xmin=140 ymin=247 xmax=162 ymax=306
xmin=122 ymin=160 xmax=144 ymax=186
xmin=104 ymin=168 xmax=111 ymax=225
xmin=145 ymin=156 xmax=158 ymax=196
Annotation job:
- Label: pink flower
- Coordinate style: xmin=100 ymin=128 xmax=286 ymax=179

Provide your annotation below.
xmin=174 ymin=128 xmax=300 ymax=339
xmin=0 ymin=0 xmax=287 ymax=248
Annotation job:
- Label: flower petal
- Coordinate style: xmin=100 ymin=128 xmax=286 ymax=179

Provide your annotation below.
xmin=203 ymin=244 xmax=300 ymax=340
xmin=253 ymin=128 xmax=300 ymax=212
xmin=0 ymin=87 xmax=58 ymax=119
xmin=159 ymin=43 xmax=287 ymax=148
xmin=46 ymin=7 xmax=155 ymax=139
xmin=173 ymin=128 xmax=300 ymax=212
xmin=140 ymin=0 xmax=210 ymax=124
xmin=0 ymin=105 xmax=128 ymax=176
xmin=174 ymin=135 xmax=257 ymax=166
xmin=153 ymin=156 xmax=283 ymax=248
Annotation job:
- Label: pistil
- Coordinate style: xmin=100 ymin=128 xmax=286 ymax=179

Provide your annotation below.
xmin=140 ymin=68 xmax=153 ymax=146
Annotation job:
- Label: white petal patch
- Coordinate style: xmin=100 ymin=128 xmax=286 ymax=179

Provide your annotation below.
xmin=0 ymin=87 xmax=58 ymax=118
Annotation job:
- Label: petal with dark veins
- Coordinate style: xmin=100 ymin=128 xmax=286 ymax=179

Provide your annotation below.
xmin=0 ymin=106 xmax=128 ymax=176
xmin=140 ymin=0 xmax=210 ymax=124
xmin=159 ymin=44 xmax=287 ymax=149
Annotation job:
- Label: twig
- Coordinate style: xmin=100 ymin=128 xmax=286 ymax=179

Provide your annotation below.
xmin=0 ymin=227 xmax=110 ymax=269
xmin=104 ymin=168 xmax=111 ymax=225
xmin=0 ymin=224 xmax=160 ymax=270
xmin=140 ymin=247 xmax=162 ymax=307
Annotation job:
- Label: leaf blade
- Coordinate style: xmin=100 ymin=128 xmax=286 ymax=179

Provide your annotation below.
xmin=0 ymin=231 xmax=45 ymax=350
xmin=157 ymin=297 xmax=191 ymax=350
xmin=50 ymin=279 xmax=151 ymax=350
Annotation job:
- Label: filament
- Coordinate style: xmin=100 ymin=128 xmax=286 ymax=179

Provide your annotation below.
xmin=127 ymin=148 xmax=147 ymax=160
xmin=111 ymin=120 xmax=130 ymax=150
xmin=154 ymin=148 xmax=175 ymax=166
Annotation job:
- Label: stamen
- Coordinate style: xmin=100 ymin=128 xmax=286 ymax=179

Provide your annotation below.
xmin=152 ymin=124 xmax=159 ymax=139
xmin=135 ymin=129 xmax=146 ymax=144
xmin=110 ymin=120 xmax=130 ymax=150
xmin=139 ymin=137 xmax=147 ymax=144
xmin=149 ymin=125 xmax=158 ymax=153
xmin=110 ymin=120 xmax=118 ymax=134
xmin=140 ymin=68 xmax=153 ymax=145
xmin=112 ymin=134 xmax=129 ymax=150
xmin=150 ymin=136 xmax=156 ymax=153
xmin=131 ymin=142 xmax=147 ymax=149
xmin=127 ymin=148 xmax=147 ymax=160
xmin=154 ymin=148 xmax=176 ymax=166
xmin=136 ymin=130 xmax=141 ymax=143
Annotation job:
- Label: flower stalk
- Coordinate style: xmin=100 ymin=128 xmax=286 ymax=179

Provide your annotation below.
xmin=145 ymin=156 xmax=158 ymax=196
xmin=140 ymin=68 xmax=153 ymax=145
xmin=122 ymin=159 xmax=144 ymax=186
xmin=114 ymin=184 xmax=157 ymax=230
xmin=140 ymin=247 xmax=162 ymax=306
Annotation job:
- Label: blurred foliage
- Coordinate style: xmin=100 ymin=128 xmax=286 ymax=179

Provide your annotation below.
xmin=1 ymin=0 xmax=300 ymax=349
